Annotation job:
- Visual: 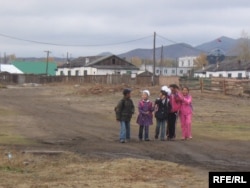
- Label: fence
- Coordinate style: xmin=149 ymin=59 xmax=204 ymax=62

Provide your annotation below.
xmin=180 ymin=77 xmax=250 ymax=97
xmin=0 ymin=73 xmax=146 ymax=86
xmin=1 ymin=73 xmax=250 ymax=97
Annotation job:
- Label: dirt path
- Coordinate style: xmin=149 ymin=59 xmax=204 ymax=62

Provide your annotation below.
xmin=0 ymin=84 xmax=249 ymax=174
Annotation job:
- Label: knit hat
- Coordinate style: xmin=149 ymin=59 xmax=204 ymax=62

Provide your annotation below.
xmin=142 ymin=90 xmax=150 ymax=96
xmin=123 ymin=88 xmax=131 ymax=95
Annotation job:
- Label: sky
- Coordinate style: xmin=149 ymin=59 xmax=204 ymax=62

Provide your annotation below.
xmin=1 ymin=0 xmax=250 ymax=58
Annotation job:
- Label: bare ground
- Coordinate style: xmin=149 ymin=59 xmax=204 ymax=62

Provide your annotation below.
xmin=0 ymin=84 xmax=249 ymax=188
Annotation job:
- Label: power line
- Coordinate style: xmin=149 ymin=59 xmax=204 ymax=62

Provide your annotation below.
xmin=156 ymin=33 xmax=207 ymax=53
xmin=0 ymin=33 xmax=153 ymax=47
xmin=156 ymin=34 xmax=179 ymax=44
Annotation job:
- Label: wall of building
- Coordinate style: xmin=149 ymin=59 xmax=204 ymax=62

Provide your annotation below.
xmin=141 ymin=64 xmax=192 ymax=77
xmin=195 ymin=71 xmax=249 ymax=79
xmin=178 ymin=56 xmax=197 ymax=67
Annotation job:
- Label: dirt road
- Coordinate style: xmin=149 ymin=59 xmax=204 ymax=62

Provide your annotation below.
xmin=0 ymin=84 xmax=249 ymax=187
xmin=0 ymin=84 xmax=249 ymax=171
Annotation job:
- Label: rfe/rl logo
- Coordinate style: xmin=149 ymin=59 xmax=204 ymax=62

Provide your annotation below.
xmin=213 ymin=176 xmax=247 ymax=184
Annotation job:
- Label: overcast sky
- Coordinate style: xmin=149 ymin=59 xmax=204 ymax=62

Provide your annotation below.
xmin=1 ymin=0 xmax=250 ymax=58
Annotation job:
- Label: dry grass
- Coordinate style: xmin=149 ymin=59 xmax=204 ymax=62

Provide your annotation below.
xmin=0 ymin=149 xmax=206 ymax=188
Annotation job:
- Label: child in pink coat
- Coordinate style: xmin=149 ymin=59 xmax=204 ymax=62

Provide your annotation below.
xmin=179 ymin=87 xmax=193 ymax=140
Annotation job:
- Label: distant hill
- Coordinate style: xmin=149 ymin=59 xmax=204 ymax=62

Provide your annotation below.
xmin=118 ymin=36 xmax=250 ymax=60
xmin=97 ymin=52 xmax=113 ymax=56
xmin=119 ymin=43 xmax=204 ymax=60
xmin=14 ymin=36 xmax=250 ymax=62
xmin=195 ymin=36 xmax=238 ymax=56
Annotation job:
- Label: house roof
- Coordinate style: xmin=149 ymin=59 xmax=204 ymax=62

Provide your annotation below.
xmin=58 ymin=55 xmax=139 ymax=70
xmin=13 ymin=61 xmax=57 ymax=75
xmin=137 ymin=70 xmax=153 ymax=76
xmin=195 ymin=60 xmax=250 ymax=73
xmin=58 ymin=56 xmax=103 ymax=68
xmin=0 ymin=64 xmax=23 ymax=74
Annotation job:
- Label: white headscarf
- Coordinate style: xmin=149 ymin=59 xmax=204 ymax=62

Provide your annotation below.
xmin=142 ymin=90 xmax=150 ymax=96
xmin=161 ymin=86 xmax=171 ymax=96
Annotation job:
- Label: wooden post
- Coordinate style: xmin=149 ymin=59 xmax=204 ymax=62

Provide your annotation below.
xmin=223 ymin=79 xmax=226 ymax=95
xmin=200 ymin=78 xmax=203 ymax=93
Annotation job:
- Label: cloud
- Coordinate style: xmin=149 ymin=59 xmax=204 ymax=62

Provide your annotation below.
xmin=0 ymin=0 xmax=250 ymax=57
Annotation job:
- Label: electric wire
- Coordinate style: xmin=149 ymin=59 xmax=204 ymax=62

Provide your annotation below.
xmin=156 ymin=33 xmax=207 ymax=53
xmin=0 ymin=33 xmax=153 ymax=47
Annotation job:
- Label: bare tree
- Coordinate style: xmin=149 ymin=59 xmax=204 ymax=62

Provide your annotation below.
xmin=194 ymin=53 xmax=208 ymax=69
xmin=237 ymin=30 xmax=250 ymax=62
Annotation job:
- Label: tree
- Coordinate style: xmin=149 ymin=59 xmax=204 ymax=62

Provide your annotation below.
xmin=130 ymin=57 xmax=142 ymax=67
xmin=237 ymin=30 xmax=250 ymax=62
xmin=194 ymin=53 xmax=208 ymax=68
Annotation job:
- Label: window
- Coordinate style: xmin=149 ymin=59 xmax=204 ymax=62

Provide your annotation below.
xmin=126 ymin=70 xmax=132 ymax=75
xmin=238 ymin=73 xmax=242 ymax=79
xmin=68 ymin=70 xmax=71 ymax=76
xmin=182 ymin=61 xmax=184 ymax=66
xmin=164 ymin=69 xmax=167 ymax=74
xmin=180 ymin=70 xmax=183 ymax=74
xmin=228 ymin=73 xmax=232 ymax=78
xmin=112 ymin=58 xmax=115 ymax=64
xmin=84 ymin=70 xmax=87 ymax=75
xmin=219 ymin=74 xmax=223 ymax=77
xmin=156 ymin=69 xmax=160 ymax=74
xmin=60 ymin=71 xmax=63 ymax=75
xmin=75 ymin=70 xmax=79 ymax=76
xmin=172 ymin=70 xmax=175 ymax=74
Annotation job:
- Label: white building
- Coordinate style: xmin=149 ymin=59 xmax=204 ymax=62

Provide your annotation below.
xmin=56 ymin=55 xmax=139 ymax=76
xmin=178 ymin=56 xmax=197 ymax=68
xmin=194 ymin=61 xmax=250 ymax=79
xmin=139 ymin=56 xmax=197 ymax=77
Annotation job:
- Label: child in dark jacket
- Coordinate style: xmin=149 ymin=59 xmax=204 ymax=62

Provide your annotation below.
xmin=136 ymin=90 xmax=154 ymax=141
xmin=154 ymin=88 xmax=170 ymax=141
xmin=115 ymin=88 xmax=135 ymax=143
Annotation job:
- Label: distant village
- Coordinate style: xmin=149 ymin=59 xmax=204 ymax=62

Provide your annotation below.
xmin=1 ymin=37 xmax=250 ymax=80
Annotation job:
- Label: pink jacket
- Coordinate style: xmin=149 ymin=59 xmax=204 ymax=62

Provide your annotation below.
xmin=179 ymin=94 xmax=193 ymax=115
xmin=169 ymin=93 xmax=181 ymax=113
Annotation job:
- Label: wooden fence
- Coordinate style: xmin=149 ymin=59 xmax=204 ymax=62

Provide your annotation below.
xmin=0 ymin=73 xmax=150 ymax=86
xmin=1 ymin=73 xmax=250 ymax=97
xmin=179 ymin=77 xmax=250 ymax=97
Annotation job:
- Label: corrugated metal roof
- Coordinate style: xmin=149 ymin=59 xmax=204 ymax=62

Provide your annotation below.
xmin=0 ymin=64 xmax=23 ymax=74
xmin=13 ymin=61 xmax=57 ymax=75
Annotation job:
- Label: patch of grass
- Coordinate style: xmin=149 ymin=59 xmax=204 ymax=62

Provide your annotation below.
xmin=0 ymin=84 xmax=7 ymax=88
xmin=0 ymin=107 xmax=37 ymax=145
xmin=193 ymin=123 xmax=250 ymax=141
xmin=0 ymin=108 xmax=18 ymax=116
xmin=0 ymin=165 xmax=25 ymax=173
xmin=0 ymin=134 xmax=35 ymax=145
xmin=0 ymin=123 xmax=36 ymax=145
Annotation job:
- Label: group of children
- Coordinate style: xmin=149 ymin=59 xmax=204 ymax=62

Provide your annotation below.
xmin=115 ymin=85 xmax=193 ymax=143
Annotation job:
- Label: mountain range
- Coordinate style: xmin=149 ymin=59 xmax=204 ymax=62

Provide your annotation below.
xmin=118 ymin=36 xmax=245 ymax=60
xmin=16 ymin=36 xmax=247 ymax=63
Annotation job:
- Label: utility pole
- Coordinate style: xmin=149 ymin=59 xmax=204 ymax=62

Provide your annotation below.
xmin=152 ymin=32 xmax=156 ymax=86
xmin=160 ymin=45 xmax=163 ymax=75
xmin=66 ymin=52 xmax=69 ymax=64
xmin=176 ymin=57 xmax=178 ymax=76
xmin=44 ymin=50 xmax=51 ymax=76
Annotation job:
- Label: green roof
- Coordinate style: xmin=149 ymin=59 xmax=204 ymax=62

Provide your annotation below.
xmin=12 ymin=61 xmax=57 ymax=76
